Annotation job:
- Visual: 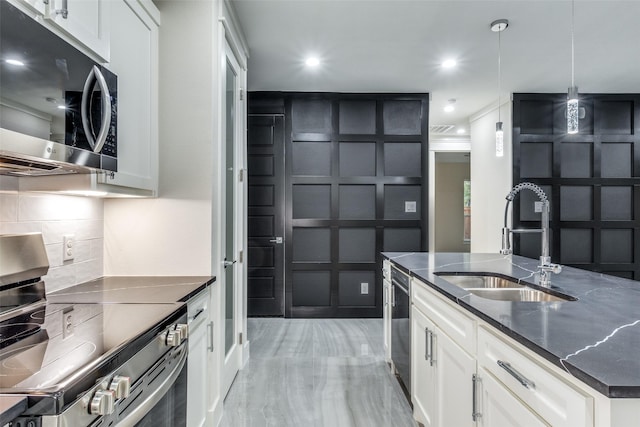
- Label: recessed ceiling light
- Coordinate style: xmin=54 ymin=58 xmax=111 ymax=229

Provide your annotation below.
xmin=57 ymin=105 xmax=67 ymax=110
xmin=5 ymin=59 xmax=25 ymax=66
xmin=444 ymin=99 xmax=456 ymax=113
xmin=305 ymin=57 xmax=320 ymax=67
xmin=442 ymin=59 xmax=457 ymax=69
xmin=457 ymin=128 xmax=465 ymax=134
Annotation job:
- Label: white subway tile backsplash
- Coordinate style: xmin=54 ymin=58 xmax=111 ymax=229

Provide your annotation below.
xmin=0 ymin=194 xmax=18 ymax=222
xmin=2 ymin=192 xmax=105 ymax=293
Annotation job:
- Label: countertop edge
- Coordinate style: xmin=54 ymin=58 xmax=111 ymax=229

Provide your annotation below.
xmin=177 ymin=276 xmax=217 ymax=302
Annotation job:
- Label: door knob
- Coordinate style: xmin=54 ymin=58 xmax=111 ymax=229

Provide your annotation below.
xmin=269 ymin=237 xmax=283 ymax=244
xmin=223 ymin=259 xmax=237 ymax=267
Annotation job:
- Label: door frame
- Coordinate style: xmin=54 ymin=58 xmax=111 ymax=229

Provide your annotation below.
xmin=217 ymin=29 xmax=247 ymax=397
xmin=428 ymin=141 xmax=471 ymax=253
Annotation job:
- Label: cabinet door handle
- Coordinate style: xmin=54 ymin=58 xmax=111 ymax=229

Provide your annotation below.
xmin=424 ymin=327 xmax=429 ymax=361
xmin=472 ymin=374 xmax=482 ymax=421
xmin=428 ymin=330 xmax=435 ymax=366
xmin=55 ymin=0 xmax=68 ymax=18
xmin=497 ymin=360 xmax=535 ymax=389
xmin=207 ymin=321 xmax=214 ymax=352
xmin=391 ymin=285 xmax=396 ymax=308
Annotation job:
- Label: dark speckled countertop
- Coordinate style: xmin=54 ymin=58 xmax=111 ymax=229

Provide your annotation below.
xmin=48 ymin=276 xmax=215 ymax=303
xmin=383 ymin=252 xmax=640 ymax=398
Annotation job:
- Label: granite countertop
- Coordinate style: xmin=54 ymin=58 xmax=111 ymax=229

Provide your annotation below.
xmin=383 ymin=252 xmax=640 ymax=398
xmin=48 ymin=276 xmax=216 ymax=304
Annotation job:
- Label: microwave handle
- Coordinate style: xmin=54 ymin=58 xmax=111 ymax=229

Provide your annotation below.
xmin=81 ymin=65 xmax=112 ymax=153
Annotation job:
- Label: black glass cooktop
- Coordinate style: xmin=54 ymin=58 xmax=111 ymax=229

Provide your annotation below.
xmin=0 ymin=302 xmax=185 ymax=393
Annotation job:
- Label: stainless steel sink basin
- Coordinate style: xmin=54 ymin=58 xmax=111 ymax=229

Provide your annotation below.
xmin=436 ymin=275 xmax=523 ymax=289
xmin=436 ymin=274 xmax=576 ymax=302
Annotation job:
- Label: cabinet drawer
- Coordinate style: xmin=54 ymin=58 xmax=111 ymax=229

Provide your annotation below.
xmin=188 ymin=288 xmax=210 ymax=330
xmin=478 ymin=326 xmax=593 ymax=427
xmin=412 ymin=278 xmax=476 ymax=356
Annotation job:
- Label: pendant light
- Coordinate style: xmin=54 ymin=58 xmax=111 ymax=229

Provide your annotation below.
xmin=491 ymin=19 xmax=508 ymax=157
xmin=567 ymin=0 xmax=579 ymax=134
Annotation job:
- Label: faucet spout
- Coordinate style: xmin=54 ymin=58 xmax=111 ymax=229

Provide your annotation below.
xmin=501 ymin=182 xmax=562 ymax=286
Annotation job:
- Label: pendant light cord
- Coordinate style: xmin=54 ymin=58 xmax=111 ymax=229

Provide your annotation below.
xmin=498 ymin=26 xmax=502 ymax=122
xmin=571 ymin=0 xmax=575 ymax=87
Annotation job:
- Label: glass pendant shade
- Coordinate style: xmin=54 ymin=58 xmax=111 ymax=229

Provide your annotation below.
xmin=495 ymin=121 xmax=504 ymax=157
xmin=567 ymin=86 xmax=579 ymax=134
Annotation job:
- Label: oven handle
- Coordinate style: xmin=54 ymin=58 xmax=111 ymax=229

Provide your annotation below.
xmin=391 ymin=278 xmax=409 ymax=296
xmin=116 ymin=343 xmax=188 ymax=427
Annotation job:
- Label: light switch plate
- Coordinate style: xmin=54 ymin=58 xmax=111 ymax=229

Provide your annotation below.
xmin=360 ymin=282 xmax=369 ymax=294
xmin=534 ymin=201 xmax=544 ymax=213
xmin=405 ymin=201 xmax=417 ymax=213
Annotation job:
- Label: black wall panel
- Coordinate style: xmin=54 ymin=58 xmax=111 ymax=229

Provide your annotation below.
xmin=252 ymin=92 xmax=428 ymax=318
xmin=512 ymin=93 xmax=640 ymax=280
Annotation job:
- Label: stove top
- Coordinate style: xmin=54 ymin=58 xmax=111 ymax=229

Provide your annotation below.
xmin=0 ymin=301 xmax=185 ymax=401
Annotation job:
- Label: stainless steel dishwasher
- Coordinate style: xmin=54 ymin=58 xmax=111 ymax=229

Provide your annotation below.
xmin=391 ymin=265 xmax=411 ymax=396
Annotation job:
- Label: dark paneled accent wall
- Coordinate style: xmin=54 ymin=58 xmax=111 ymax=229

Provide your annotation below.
xmin=250 ymin=92 xmax=429 ymax=318
xmin=512 ymin=93 xmax=640 ymax=280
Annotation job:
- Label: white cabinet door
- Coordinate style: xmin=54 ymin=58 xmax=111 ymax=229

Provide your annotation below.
xmin=411 ymin=305 xmax=438 ymax=427
xmin=478 ymin=368 xmax=549 ymax=427
xmin=103 ymin=0 xmax=158 ymax=195
xmin=187 ymin=288 xmax=211 ymax=427
xmin=46 ymin=0 xmax=110 ymax=61
xmin=436 ymin=324 xmax=476 ymax=427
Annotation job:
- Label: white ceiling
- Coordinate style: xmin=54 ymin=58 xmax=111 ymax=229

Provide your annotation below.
xmin=231 ymin=0 xmax=640 ymax=136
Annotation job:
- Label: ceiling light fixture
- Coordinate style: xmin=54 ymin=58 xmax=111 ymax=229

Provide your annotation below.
xmin=567 ymin=0 xmax=579 ymax=134
xmin=491 ymin=18 xmax=508 ymax=158
xmin=442 ymin=59 xmax=457 ymax=69
xmin=5 ymin=59 xmax=25 ymax=66
xmin=444 ymin=99 xmax=456 ymax=113
xmin=305 ymin=57 xmax=320 ymax=67
xmin=457 ymin=128 xmax=465 ymax=134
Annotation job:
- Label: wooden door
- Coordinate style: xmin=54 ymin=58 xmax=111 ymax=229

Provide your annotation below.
xmin=247 ymin=114 xmax=285 ymax=316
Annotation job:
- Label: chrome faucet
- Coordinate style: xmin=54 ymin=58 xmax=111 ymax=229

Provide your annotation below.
xmin=500 ymin=182 xmax=562 ymax=286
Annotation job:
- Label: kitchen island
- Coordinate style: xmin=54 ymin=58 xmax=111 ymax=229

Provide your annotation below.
xmin=383 ymin=252 xmax=640 ymax=427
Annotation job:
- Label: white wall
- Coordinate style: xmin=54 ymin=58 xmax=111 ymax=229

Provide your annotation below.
xmin=104 ymin=0 xmax=220 ymax=276
xmin=0 ymin=188 xmax=104 ymax=293
xmin=469 ymin=101 xmax=513 ymax=253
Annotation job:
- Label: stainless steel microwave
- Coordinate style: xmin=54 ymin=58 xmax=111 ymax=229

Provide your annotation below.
xmin=0 ymin=0 xmax=117 ymax=175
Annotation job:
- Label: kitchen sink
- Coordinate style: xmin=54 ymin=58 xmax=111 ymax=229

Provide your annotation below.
xmin=436 ymin=274 xmax=576 ymax=302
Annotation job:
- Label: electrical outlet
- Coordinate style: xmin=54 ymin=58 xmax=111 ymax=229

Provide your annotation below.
xmin=63 ymin=234 xmax=75 ymax=261
xmin=62 ymin=307 xmax=74 ymax=339
xmin=360 ymin=282 xmax=369 ymax=294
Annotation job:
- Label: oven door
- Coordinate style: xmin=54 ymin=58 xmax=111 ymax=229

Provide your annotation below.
xmin=118 ymin=343 xmax=188 ymax=427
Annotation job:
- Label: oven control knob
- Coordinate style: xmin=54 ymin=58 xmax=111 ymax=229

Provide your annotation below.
xmin=90 ymin=389 xmax=115 ymax=415
xmin=109 ymin=375 xmax=131 ymax=399
xmin=176 ymin=323 xmax=189 ymax=340
xmin=166 ymin=330 xmax=182 ymax=347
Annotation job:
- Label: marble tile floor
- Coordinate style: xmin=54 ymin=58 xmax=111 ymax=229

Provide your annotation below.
xmin=219 ymin=318 xmax=418 ymax=427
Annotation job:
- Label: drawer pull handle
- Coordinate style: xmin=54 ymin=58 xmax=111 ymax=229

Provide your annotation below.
xmin=497 ymin=360 xmax=535 ymax=389
xmin=472 ymin=374 xmax=481 ymax=421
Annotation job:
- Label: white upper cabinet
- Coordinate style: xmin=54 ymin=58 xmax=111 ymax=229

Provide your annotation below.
xmin=101 ymin=0 xmax=159 ymax=195
xmin=14 ymin=0 xmax=47 ymax=15
xmin=44 ymin=0 xmax=110 ymax=61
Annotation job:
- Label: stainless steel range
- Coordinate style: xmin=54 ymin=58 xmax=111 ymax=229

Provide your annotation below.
xmin=0 ymin=234 xmax=189 ymax=427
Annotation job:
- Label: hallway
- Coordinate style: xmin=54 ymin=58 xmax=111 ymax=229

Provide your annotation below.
xmin=219 ymin=319 xmax=417 ymax=427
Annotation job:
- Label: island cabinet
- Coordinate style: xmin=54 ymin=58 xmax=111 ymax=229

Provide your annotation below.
xmin=411 ymin=279 xmax=476 ymax=427
xmin=410 ymin=277 xmax=596 ymax=427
